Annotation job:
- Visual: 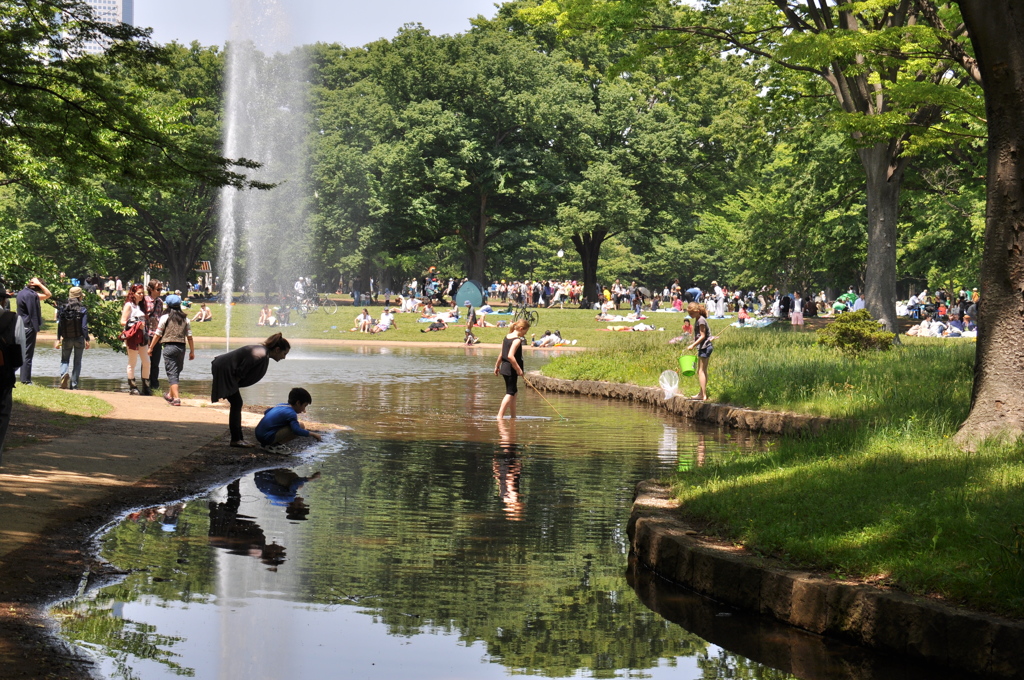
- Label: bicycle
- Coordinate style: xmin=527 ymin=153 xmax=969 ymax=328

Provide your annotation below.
xmin=512 ymin=304 xmax=539 ymax=326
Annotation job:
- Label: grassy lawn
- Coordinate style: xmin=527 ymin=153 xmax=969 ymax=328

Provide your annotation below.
xmin=12 ymin=382 xmax=112 ymax=417
xmin=6 ymin=383 xmax=113 ymax=450
xmin=544 ymin=325 xmax=1024 ymax=618
xmin=183 ymin=301 xmax=677 ymax=348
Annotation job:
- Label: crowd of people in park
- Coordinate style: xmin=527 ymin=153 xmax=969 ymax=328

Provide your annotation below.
xmin=0 ymin=267 xmax=986 ymax=460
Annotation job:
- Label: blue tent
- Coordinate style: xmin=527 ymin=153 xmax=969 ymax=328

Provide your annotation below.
xmin=455 ymin=280 xmax=486 ymax=308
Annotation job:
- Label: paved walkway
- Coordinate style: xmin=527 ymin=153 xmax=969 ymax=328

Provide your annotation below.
xmin=0 ymin=391 xmax=259 ymax=560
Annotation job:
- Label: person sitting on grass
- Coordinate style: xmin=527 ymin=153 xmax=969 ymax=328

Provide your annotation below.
xmin=258 ymin=304 xmax=274 ymax=326
xmin=355 ymin=308 xmax=372 ymax=333
xmin=255 ymin=387 xmax=323 ymax=454
xmin=738 ymin=305 xmax=749 ymax=326
xmin=192 ymin=303 xmax=212 ymax=322
xmin=371 ymin=308 xmax=397 ymax=333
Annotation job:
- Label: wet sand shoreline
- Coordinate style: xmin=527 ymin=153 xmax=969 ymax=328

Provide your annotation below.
xmin=0 ymin=391 xmax=343 ymax=680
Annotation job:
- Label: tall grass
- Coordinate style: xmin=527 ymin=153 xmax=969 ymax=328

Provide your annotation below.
xmin=544 ymin=326 xmax=1024 ymax=617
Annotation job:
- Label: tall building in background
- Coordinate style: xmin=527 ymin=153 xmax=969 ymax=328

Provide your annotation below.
xmin=80 ymin=0 xmax=134 ymax=54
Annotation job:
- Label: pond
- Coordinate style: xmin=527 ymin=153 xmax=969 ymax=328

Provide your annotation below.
xmin=36 ymin=344 xmax=947 ymax=679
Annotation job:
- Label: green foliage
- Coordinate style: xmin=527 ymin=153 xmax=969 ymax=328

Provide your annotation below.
xmin=815 ymin=309 xmax=895 ymax=355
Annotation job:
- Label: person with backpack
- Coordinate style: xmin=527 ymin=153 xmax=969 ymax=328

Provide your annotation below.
xmin=55 ymin=287 xmax=89 ymax=389
xmin=147 ymin=294 xmax=194 ymax=406
xmin=0 ymin=282 xmax=26 ymax=465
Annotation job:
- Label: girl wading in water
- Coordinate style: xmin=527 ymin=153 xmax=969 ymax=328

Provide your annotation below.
xmin=211 ymin=333 xmax=290 ymax=448
xmin=685 ymin=302 xmax=712 ymax=401
xmin=494 ymin=319 xmax=530 ymax=420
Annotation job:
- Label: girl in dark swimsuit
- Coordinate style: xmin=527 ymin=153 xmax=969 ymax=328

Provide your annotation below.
xmin=494 ymin=319 xmax=530 ymax=420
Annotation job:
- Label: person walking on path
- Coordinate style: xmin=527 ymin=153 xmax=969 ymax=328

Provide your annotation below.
xmin=494 ymin=319 xmax=529 ymax=420
xmin=210 ymin=333 xmax=291 ymax=448
xmin=15 ymin=276 xmax=50 ymax=385
xmin=143 ymin=280 xmax=165 ymax=390
xmin=685 ymin=302 xmax=713 ymax=402
xmin=0 ymin=283 xmax=26 ymax=465
xmin=148 ymin=294 xmax=194 ymax=406
xmin=120 ymin=284 xmax=152 ymax=395
xmin=56 ymin=287 xmax=89 ymax=389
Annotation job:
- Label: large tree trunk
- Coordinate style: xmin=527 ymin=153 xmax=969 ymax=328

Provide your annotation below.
xmin=466 ymin=194 xmax=490 ymax=282
xmin=954 ymin=0 xmax=1024 ymax=449
xmin=571 ymin=230 xmax=606 ymax=306
xmin=857 ymin=143 xmax=903 ymax=333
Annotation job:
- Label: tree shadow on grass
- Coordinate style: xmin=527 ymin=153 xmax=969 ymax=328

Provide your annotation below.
xmin=677 ymin=425 xmax=1024 ymax=617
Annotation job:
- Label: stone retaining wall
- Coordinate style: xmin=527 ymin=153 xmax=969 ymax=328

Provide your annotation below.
xmin=629 ymin=481 xmax=1024 ymax=679
xmin=525 ymin=372 xmax=837 ymax=435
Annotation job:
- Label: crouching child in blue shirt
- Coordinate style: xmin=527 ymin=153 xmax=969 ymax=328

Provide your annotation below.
xmin=255 ymin=387 xmax=323 ymax=454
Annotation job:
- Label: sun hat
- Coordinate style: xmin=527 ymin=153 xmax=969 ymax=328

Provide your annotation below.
xmin=68 ymin=286 xmax=84 ymax=299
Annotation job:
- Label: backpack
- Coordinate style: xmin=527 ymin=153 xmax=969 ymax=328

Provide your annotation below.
xmin=58 ymin=300 xmax=85 ymax=339
xmin=0 ymin=311 xmax=23 ymax=372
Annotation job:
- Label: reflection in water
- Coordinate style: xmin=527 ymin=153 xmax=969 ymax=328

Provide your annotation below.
xmin=52 ymin=344 xmax=924 ymax=680
xmin=253 ymin=468 xmax=320 ymax=521
xmin=208 ymin=479 xmax=286 ymax=569
xmin=494 ymin=419 xmax=524 ymax=521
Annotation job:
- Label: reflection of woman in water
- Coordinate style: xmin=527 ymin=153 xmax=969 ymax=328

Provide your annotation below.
xmin=494 ymin=320 xmax=529 ymax=420
xmin=493 ymin=419 xmax=524 ymax=520
xmin=208 ymin=479 xmax=286 ymax=567
xmin=210 ymin=333 xmax=290 ymax=448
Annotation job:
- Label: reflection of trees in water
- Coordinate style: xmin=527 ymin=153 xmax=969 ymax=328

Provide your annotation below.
xmin=58 ymin=432 xmax=787 ymax=679
xmin=299 ymin=436 xmax=714 ymax=675
xmin=53 ymin=605 xmax=194 ymax=680
xmin=53 ymin=501 xmax=222 ymax=679
xmin=698 ymin=649 xmax=796 ymax=679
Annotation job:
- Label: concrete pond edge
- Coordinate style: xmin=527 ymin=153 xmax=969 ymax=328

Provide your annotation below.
xmin=629 ymin=480 xmax=1024 ymax=680
xmin=527 ymin=371 xmax=1024 ymax=678
xmin=524 ymin=371 xmax=838 ymax=435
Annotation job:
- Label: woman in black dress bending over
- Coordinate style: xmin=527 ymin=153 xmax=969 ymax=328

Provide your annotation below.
xmin=211 ymin=333 xmax=291 ymax=448
xmin=494 ymin=319 xmax=530 ymax=420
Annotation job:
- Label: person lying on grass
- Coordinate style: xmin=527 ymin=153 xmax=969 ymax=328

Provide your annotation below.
xmin=255 ymin=387 xmax=323 ymax=454
xmin=421 ymin=319 xmax=448 ymax=333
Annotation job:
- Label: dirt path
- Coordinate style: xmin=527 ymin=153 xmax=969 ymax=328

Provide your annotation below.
xmin=0 ymin=390 xmax=333 ymax=679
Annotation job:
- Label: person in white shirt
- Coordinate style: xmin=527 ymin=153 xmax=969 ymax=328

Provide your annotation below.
xmin=712 ymin=281 xmax=725 ymax=317
xmin=791 ymin=291 xmax=805 ymax=326
xmin=371 ymin=309 xmax=398 ymax=333
xmin=355 ymin=308 xmax=372 ymax=333
xmin=852 ymin=293 xmax=866 ymax=312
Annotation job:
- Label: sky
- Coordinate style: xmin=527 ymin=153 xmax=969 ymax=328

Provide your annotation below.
xmin=134 ymin=0 xmax=504 ymax=50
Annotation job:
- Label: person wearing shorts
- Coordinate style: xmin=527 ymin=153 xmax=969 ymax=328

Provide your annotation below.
xmin=685 ymin=302 xmax=713 ymax=401
xmin=494 ymin=319 xmax=529 ymax=420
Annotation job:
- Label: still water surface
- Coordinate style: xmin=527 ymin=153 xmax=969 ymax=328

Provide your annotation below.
xmin=38 ymin=345 xmax=938 ymax=679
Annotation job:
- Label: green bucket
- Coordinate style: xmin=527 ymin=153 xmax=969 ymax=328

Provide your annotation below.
xmin=678 ymin=353 xmax=697 ymax=376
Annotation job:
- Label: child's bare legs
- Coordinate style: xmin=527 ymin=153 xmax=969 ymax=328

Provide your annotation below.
xmin=497 ymin=394 xmax=517 ymax=420
xmin=694 ymin=356 xmax=709 ymax=400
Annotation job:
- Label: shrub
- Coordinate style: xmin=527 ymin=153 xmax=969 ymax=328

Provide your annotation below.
xmin=815 ymin=309 xmax=895 ymax=355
